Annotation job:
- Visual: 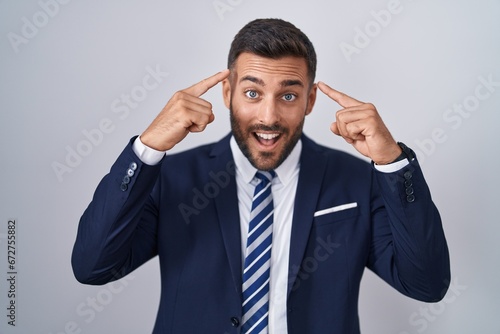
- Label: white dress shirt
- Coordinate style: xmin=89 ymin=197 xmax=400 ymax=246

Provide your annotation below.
xmin=230 ymin=136 xmax=300 ymax=333
xmin=131 ymin=135 xmax=408 ymax=333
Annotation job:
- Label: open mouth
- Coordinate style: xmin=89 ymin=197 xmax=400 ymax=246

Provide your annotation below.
xmin=254 ymin=132 xmax=281 ymax=147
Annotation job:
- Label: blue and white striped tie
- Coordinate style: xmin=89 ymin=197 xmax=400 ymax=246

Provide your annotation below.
xmin=242 ymin=170 xmax=276 ymax=333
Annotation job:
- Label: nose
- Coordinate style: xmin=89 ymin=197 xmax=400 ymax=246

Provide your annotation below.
xmin=257 ymin=97 xmax=280 ymax=126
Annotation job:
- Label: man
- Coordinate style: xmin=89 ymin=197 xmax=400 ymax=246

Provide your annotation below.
xmin=72 ymin=18 xmax=450 ymax=333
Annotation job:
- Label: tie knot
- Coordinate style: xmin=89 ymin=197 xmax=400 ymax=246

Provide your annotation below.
xmin=255 ymin=170 xmax=275 ymax=184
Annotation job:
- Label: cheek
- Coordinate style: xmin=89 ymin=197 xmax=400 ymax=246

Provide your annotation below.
xmin=284 ymin=106 xmax=308 ymax=124
xmin=230 ymin=102 xmax=253 ymax=129
xmin=231 ymin=98 xmax=257 ymax=120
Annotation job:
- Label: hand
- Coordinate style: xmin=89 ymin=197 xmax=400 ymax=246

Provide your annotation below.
xmin=317 ymin=81 xmax=402 ymax=165
xmin=140 ymin=69 xmax=230 ymax=151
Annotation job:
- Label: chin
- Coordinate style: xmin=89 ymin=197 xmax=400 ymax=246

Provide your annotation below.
xmin=247 ymin=149 xmax=282 ymax=171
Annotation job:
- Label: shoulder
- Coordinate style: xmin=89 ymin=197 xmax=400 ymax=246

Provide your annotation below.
xmin=159 ymin=134 xmax=233 ymax=185
xmin=165 ymin=134 xmax=231 ymax=164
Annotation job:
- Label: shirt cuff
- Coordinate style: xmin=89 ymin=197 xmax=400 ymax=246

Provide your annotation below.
xmin=132 ymin=136 xmax=166 ymax=165
xmin=373 ymin=158 xmax=410 ymax=173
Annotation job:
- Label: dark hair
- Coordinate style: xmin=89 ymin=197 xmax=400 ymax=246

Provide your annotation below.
xmin=227 ymin=18 xmax=317 ymax=86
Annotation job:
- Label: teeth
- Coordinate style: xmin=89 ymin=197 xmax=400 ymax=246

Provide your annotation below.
xmin=256 ymin=133 xmax=279 ymax=140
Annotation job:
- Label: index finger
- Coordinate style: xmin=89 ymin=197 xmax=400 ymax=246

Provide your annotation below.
xmin=184 ymin=69 xmax=230 ymax=97
xmin=317 ymin=81 xmax=364 ymax=108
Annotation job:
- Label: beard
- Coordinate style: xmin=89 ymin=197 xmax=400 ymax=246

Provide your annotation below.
xmin=229 ymin=100 xmax=304 ymax=171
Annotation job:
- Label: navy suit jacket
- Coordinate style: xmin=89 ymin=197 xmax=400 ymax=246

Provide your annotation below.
xmin=72 ymin=133 xmax=450 ymax=333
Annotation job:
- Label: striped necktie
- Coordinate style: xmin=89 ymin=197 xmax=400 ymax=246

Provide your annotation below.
xmin=242 ymin=170 xmax=276 ymax=333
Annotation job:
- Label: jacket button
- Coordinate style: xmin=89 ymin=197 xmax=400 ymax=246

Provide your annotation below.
xmin=404 ymin=171 xmax=412 ymax=180
xmin=120 ymin=183 xmax=128 ymax=192
xmin=230 ymin=317 xmax=240 ymax=327
xmin=407 ymin=194 xmax=415 ymax=203
xmin=129 ymin=162 xmax=138 ymax=171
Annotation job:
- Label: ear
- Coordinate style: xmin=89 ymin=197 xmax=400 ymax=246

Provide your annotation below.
xmin=305 ymin=83 xmax=318 ymax=116
xmin=222 ymin=78 xmax=232 ymax=109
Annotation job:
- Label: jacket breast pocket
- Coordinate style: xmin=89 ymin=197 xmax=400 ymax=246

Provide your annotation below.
xmin=313 ymin=202 xmax=359 ymax=227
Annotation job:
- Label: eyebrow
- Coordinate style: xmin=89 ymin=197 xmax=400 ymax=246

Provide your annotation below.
xmin=240 ymin=75 xmax=304 ymax=88
xmin=281 ymin=79 xmax=304 ymax=88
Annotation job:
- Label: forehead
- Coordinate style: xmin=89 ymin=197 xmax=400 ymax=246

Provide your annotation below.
xmin=233 ymin=52 xmax=309 ymax=86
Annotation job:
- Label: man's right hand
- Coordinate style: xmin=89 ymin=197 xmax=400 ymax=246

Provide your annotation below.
xmin=140 ymin=69 xmax=230 ymax=151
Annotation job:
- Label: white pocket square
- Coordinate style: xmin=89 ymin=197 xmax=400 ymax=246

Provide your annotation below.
xmin=314 ymin=202 xmax=358 ymax=217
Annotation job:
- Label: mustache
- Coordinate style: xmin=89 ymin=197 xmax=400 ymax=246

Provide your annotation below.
xmin=248 ymin=124 xmax=288 ymax=133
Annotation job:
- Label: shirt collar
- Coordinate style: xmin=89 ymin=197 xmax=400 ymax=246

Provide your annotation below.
xmin=230 ymin=135 xmax=302 ymax=187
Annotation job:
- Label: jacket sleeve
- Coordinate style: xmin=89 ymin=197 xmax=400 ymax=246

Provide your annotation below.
xmin=71 ymin=138 xmax=163 ymax=285
xmin=367 ymin=158 xmax=451 ymax=302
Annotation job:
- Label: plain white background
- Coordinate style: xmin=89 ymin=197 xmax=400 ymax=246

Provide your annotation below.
xmin=1 ymin=0 xmax=499 ymax=333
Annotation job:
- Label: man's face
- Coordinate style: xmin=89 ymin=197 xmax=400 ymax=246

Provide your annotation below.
xmin=222 ymin=52 xmax=317 ymax=171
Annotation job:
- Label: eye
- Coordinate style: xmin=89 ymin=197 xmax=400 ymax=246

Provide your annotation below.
xmin=245 ymin=90 xmax=259 ymax=99
xmin=282 ymin=93 xmax=297 ymax=102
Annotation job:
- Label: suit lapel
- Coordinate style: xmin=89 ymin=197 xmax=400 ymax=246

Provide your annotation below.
xmin=209 ymin=135 xmax=243 ymax=298
xmin=287 ymin=135 xmax=328 ymax=296
xmin=208 ymin=134 xmax=328 ymax=298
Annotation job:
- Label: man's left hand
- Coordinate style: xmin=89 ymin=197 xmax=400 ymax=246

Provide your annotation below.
xmin=317 ymin=81 xmax=402 ymax=165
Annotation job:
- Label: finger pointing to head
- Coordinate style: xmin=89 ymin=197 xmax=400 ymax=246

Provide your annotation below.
xmin=184 ymin=69 xmax=231 ymax=97
xmin=317 ymin=81 xmax=363 ymax=108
